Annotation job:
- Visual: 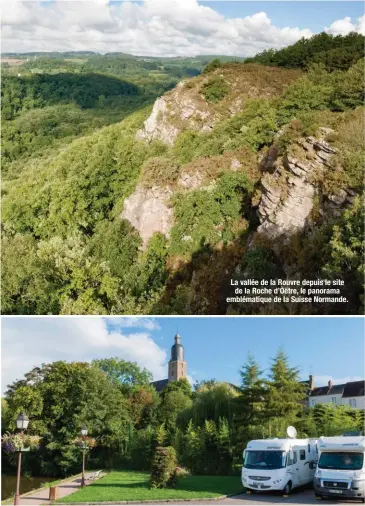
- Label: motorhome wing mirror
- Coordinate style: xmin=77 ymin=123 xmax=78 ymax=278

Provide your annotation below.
xmin=289 ymin=450 xmax=294 ymax=461
xmin=309 ymin=462 xmax=317 ymax=470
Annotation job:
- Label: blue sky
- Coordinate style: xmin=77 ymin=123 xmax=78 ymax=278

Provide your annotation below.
xmin=2 ymin=317 xmax=363 ymax=392
xmin=106 ymin=317 xmax=365 ymax=385
xmin=206 ymin=1 xmax=364 ymax=32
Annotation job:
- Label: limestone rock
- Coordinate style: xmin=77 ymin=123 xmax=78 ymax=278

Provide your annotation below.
xmin=178 ymin=172 xmax=204 ymax=190
xmin=136 ymin=97 xmax=179 ymax=146
xmin=231 ymin=159 xmax=241 ymax=171
xmin=121 ymin=185 xmax=174 ymax=248
xmin=136 ymin=82 xmax=214 ymax=146
xmin=257 ymin=132 xmax=338 ymax=241
xmin=328 ymin=190 xmax=348 ymax=206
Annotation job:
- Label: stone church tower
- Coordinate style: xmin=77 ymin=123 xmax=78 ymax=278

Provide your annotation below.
xmin=168 ymin=334 xmax=187 ymax=382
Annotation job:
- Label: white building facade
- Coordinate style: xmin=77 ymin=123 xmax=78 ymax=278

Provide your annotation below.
xmin=309 ymin=380 xmax=365 ymax=409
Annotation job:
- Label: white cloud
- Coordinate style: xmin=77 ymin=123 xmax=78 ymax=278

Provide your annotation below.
xmin=105 ymin=317 xmax=161 ymax=331
xmin=314 ymin=375 xmax=364 ymax=387
xmin=0 ymin=0 xmax=317 ymax=56
xmin=325 ymin=14 xmax=365 ymax=36
xmin=1 ymin=317 xmax=168 ymax=393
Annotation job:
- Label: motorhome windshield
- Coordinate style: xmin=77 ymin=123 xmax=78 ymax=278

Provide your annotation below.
xmin=244 ymin=451 xmax=286 ymax=470
xmin=318 ymin=452 xmax=364 ymax=470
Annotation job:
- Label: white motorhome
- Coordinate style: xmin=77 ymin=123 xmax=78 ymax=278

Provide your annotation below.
xmin=314 ymin=436 xmax=365 ymax=501
xmin=242 ymin=427 xmax=318 ymax=495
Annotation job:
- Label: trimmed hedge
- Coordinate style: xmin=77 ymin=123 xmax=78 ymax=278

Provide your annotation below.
xmin=150 ymin=446 xmax=178 ymax=489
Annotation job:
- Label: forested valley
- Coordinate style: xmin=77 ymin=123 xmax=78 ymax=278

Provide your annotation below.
xmin=2 ymin=33 xmax=364 ymax=315
xmin=2 ymin=351 xmax=364 ymax=477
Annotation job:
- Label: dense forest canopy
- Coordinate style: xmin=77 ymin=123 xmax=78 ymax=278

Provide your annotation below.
xmin=1 ymin=34 xmax=364 ymax=315
xmin=244 ymin=32 xmax=364 ymax=70
xmin=2 ymin=351 xmax=364 ymax=477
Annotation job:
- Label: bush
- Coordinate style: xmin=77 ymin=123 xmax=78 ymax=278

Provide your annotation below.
xmin=278 ymin=77 xmax=332 ymax=123
xmin=202 ymin=76 xmax=229 ymax=103
xmin=202 ymin=58 xmax=221 ymax=74
xmin=330 ymin=58 xmax=364 ymax=111
xmin=150 ymin=446 xmax=178 ymax=489
xmin=174 ymin=466 xmax=190 ymax=478
xmin=140 ymin=156 xmax=180 ymax=187
xmin=170 ymin=172 xmax=253 ymax=255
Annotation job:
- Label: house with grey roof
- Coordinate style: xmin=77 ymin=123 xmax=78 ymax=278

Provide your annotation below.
xmin=309 ymin=379 xmax=364 ymax=409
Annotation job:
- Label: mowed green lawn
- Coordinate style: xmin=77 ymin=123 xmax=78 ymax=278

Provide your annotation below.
xmin=56 ymin=470 xmax=243 ymax=503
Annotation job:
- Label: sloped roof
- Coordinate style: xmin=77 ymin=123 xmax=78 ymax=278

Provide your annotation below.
xmin=342 ymin=380 xmax=365 ymax=398
xmin=150 ymin=379 xmax=168 ymax=393
xmin=310 ymin=384 xmax=345 ymax=397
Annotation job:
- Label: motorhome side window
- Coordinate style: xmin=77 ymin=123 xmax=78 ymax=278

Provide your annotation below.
xmin=300 ymin=449 xmax=306 ymax=460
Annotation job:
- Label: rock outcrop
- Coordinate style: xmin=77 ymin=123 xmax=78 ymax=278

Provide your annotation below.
xmin=136 ymin=64 xmax=301 ymax=147
xmin=136 ymin=82 xmax=214 ymax=145
xmin=257 ymin=132 xmax=338 ymax=240
xmin=121 ymin=185 xmax=174 ymax=248
xmin=135 ymin=97 xmax=180 ymax=146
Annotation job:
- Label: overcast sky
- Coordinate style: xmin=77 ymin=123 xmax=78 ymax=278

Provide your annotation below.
xmin=2 ymin=0 xmax=364 ymax=56
xmin=2 ymin=317 xmax=364 ymax=394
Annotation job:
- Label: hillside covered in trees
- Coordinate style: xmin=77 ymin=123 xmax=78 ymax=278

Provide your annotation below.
xmin=2 ymin=34 xmax=364 ymax=315
xmin=2 ymin=351 xmax=364 ymax=477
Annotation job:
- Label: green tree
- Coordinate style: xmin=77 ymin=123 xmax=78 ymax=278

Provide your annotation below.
xmin=93 ymin=358 xmax=153 ymax=392
xmin=5 ymin=361 xmax=130 ymax=476
xmin=265 ymin=349 xmax=306 ymax=425
xmin=323 ymin=197 xmax=364 ymax=312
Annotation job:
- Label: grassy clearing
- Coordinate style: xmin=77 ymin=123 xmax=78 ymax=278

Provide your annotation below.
xmin=56 ymin=470 xmax=243 ymax=503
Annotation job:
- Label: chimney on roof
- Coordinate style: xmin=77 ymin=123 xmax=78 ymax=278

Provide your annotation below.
xmin=309 ymin=374 xmax=315 ymax=391
xmin=328 ymin=380 xmax=332 ymax=389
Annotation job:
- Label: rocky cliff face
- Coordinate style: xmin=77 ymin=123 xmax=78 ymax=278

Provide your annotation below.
xmin=257 ymin=130 xmax=353 ymax=241
xmin=136 ymin=64 xmax=301 ymax=145
xmin=136 ymin=81 xmax=214 ymax=145
xmin=121 ymin=185 xmax=174 ymax=248
xmin=121 ymin=151 xmax=256 ymax=249
xmin=127 ymin=64 xmax=353 ymax=250
xmin=135 ymin=97 xmax=181 ymax=146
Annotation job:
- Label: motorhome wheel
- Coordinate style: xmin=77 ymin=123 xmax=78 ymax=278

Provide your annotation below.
xmin=283 ymin=482 xmax=292 ymax=495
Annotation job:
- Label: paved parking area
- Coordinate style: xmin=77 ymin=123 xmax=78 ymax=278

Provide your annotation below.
xmin=213 ymin=489 xmax=363 ymax=504
xmin=59 ymin=488 xmax=363 ymax=506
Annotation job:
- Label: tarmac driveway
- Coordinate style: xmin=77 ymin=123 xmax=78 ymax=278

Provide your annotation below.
xmin=59 ymin=488 xmax=364 ymax=506
xmin=215 ymin=488 xmax=363 ymax=505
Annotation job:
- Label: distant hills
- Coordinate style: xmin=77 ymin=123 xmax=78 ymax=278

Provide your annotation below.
xmin=2 ymin=51 xmax=245 ymax=62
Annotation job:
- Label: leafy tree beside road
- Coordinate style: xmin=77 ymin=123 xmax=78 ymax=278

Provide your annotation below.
xmin=2 ymin=350 xmax=363 ymax=478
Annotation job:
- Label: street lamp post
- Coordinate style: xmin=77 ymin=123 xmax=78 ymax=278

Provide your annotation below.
xmin=80 ymin=425 xmax=88 ymax=488
xmin=14 ymin=412 xmax=29 ymax=506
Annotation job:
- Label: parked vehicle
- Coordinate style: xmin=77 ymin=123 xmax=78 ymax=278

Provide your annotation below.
xmin=314 ymin=435 xmax=365 ymax=502
xmin=242 ymin=427 xmax=318 ymax=495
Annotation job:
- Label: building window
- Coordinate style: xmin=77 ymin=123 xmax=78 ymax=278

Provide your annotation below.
xmin=332 ymin=397 xmax=337 ymax=404
xmin=349 ymin=398 xmax=357 ymax=407
xmin=300 ymin=450 xmax=306 ymax=461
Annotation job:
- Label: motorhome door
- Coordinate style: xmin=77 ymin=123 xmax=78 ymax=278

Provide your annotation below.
xmin=287 ymin=450 xmax=300 ymax=487
xmin=298 ymin=447 xmax=311 ymax=484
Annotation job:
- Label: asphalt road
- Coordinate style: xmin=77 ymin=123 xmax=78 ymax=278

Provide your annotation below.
xmin=59 ymin=489 xmax=363 ymax=506
xmin=212 ymin=489 xmax=363 ymax=505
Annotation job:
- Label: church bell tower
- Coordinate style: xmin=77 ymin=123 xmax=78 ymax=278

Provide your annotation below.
xmin=168 ymin=334 xmax=187 ymax=382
